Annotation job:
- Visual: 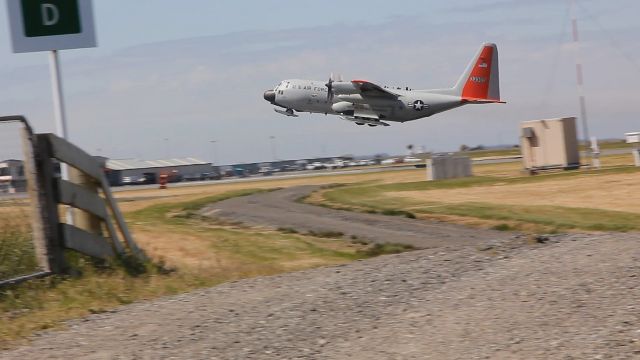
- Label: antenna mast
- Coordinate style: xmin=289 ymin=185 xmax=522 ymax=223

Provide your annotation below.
xmin=570 ymin=0 xmax=593 ymax=166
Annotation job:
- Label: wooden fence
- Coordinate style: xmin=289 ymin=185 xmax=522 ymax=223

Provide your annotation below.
xmin=0 ymin=115 xmax=143 ymax=286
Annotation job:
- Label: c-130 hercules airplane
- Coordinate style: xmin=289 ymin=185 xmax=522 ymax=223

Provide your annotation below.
xmin=263 ymin=43 xmax=504 ymax=127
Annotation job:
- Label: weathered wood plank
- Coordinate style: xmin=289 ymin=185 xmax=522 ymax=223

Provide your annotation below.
xmin=100 ymin=175 xmax=146 ymax=260
xmin=56 ymin=179 xmax=108 ymax=220
xmin=102 ymin=209 xmax=126 ymax=255
xmin=60 ymin=224 xmax=115 ymax=259
xmin=62 ymin=170 xmax=126 ymax=255
xmin=45 ymin=134 xmax=103 ymax=180
xmin=21 ymin=126 xmax=50 ymax=272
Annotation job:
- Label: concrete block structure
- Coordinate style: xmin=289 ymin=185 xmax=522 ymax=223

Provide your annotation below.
xmin=427 ymin=155 xmax=472 ymax=181
xmin=520 ymin=117 xmax=580 ymax=171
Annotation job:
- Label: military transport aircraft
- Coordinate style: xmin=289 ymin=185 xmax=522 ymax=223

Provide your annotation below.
xmin=263 ymin=43 xmax=504 ymax=127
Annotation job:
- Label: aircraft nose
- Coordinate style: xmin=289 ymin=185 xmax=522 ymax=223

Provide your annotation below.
xmin=263 ymin=90 xmax=276 ymax=103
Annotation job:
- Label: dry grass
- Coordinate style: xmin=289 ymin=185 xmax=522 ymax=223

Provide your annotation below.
xmin=472 ymin=153 xmax=636 ymax=178
xmin=472 ymin=161 xmax=523 ymax=177
xmin=310 ymin=154 xmax=640 ymax=233
xmin=396 ymin=171 xmax=640 ymax=214
xmin=0 ymin=200 xmax=38 ymax=280
xmin=411 ymin=153 xmax=640 ymax=215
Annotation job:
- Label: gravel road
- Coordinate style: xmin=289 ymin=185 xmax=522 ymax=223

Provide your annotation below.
xmin=2 ymin=233 xmax=639 ymax=359
xmin=202 ymin=186 xmax=510 ymax=248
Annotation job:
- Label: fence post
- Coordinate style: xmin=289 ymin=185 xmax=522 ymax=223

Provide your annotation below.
xmin=35 ymin=134 xmax=66 ymax=273
xmin=21 ymin=126 xmax=50 ymax=272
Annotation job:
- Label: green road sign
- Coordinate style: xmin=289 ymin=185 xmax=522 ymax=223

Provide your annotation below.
xmin=7 ymin=0 xmax=96 ymax=53
xmin=21 ymin=0 xmax=81 ymax=37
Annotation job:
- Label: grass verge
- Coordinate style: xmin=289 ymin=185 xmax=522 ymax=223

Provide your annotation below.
xmin=308 ymin=166 xmax=640 ymax=233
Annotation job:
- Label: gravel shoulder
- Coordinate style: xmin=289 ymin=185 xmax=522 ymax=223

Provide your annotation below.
xmin=2 ymin=233 xmax=639 ymax=359
xmin=201 ymin=185 xmax=510 ymax=248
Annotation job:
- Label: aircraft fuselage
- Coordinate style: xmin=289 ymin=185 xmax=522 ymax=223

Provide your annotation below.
xmin=263 ymin=43 xmax=503 ymax=126
xmin=266 ymin=79 xmax=464 ymax=123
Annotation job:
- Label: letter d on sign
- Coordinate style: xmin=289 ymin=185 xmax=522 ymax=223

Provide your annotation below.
xmin=41 ymin=3 xmax=59 ymax=26
xmin=20 ymin=0 xmax=81 ymax=37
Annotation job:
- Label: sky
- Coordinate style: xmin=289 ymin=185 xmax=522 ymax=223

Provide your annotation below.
xmin=1 ymin=0 xmax=639 ymax=164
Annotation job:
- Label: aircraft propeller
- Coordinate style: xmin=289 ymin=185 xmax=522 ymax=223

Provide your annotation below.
xmin=325 ymin=73 xmax=334 ymax=101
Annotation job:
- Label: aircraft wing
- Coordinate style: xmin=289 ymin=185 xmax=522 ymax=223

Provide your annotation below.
xmin=351 ymin=80 xmax=399 ymax=99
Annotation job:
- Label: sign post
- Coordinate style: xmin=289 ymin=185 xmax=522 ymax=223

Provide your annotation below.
xmin=7 ymin=0 xmax=96 ymax=138
xmin=49 ymin=50 xmax=67 ymax=138
xmin=626 ymin=132 xmax=640 ymax=167
xmin=7 ymin=0 xmax=97 ymax=223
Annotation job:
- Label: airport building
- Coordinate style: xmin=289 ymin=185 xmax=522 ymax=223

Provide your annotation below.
xmin=0 ymin=159 xmax=27 ymax=193
xmin=105 ymin=158 xmax=214 ymax=186
xmin=104 ymin=156 xmax=357 ymax=185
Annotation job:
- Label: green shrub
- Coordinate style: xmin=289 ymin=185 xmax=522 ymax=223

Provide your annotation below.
xmin=306 ymin=230 xmax=344 ymax=239
xmin=357 ymin=243 xmax=416 ymax=257
xmin=491 ymin=223 xmax=513 ymax=231
xmin=277 ymin=227 xmax=299 ymax=234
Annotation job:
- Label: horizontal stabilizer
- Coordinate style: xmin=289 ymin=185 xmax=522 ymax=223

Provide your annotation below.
xmin=462 ymin=98 xmax=506 ymax=104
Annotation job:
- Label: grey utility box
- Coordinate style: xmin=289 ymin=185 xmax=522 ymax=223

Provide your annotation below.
xmin=427 ymin=155 xmax=472 ymax=181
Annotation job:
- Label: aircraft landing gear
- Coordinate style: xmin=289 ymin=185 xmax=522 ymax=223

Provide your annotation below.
xmin=355 ymin=122 xmax=365 ymax=125
xmin=367 ymin=124 xmax=377 ymax=127
xmin=286 ymin=108 xmax=295 ymax=116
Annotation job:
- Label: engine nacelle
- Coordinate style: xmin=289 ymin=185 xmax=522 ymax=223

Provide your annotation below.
xmin=331 ymin=82 xmax=359 ymax=95
xmin=331 ymin=101 xmax=355 ymax=114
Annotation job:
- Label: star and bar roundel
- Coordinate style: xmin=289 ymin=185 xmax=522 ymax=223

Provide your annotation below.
xmin=412 ymin=100 xmax=429 ymax=111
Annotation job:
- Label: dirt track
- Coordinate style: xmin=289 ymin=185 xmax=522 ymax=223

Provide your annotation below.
xmin=202 ymin=186 xmax=510 ymax=248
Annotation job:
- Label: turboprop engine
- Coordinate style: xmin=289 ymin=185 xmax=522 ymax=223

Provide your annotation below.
xmin=331 ymin=101 xmax=354 ymax=114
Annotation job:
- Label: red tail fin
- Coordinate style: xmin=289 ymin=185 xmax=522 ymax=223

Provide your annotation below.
xmin=454 ymin=43 xmax=502 ymax=103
